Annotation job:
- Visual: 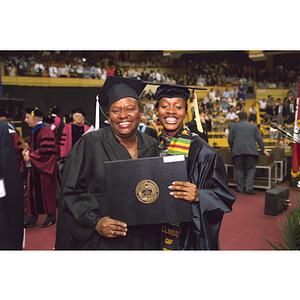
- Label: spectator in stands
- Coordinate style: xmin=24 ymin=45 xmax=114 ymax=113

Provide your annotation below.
xmin=106 ymin=65 xmax=115 ymax=77
xmin=49 ymin=62 xmax=58 ymax=78
xmin=222 ymin=87 xmax=231 ymax=99
xmin=206 ymin=98 xmax=214 ymax=111
xmin=114 ymin=65 xmax=122 ymax=77
xmin=58 ymin=63 xmax=68 ymax=78
xmin=100 ymin=66 xmax=107 ymax=80
xmin=214 ymin=99 xmax=222 ymax=114
xmin=178 ymin=75 xmax=184 ymax=85
xmin=274 ymin=99 xmax=287 ymax=125
xmin=148 ymin=70 xmax=156 ymax=82
xmin=163 ymin=72 xmax=170 ymax=83
xmin=140 ymin=67 xmax=147 ymax=81
xmin=258 ymin=79 xmax=269 ymax=88
xmin=287 ymin=98 xmax=296 ymax=124
xmin=209 ymin=73 xmax=217 ymax=86
xmin=22 ymin=57 xmax=30 ymax=73
xmin=156 ymin=69 xmax=163 ymax=83
xmin=247 ymin=76 xmax=254 ymax=93
xmin=143 ymin=97 xmax=155 ymax=118
xmin=83 ymin=66 xmax=91 ymax=79
xmin=268 ymin=80 xmax=277 ymax=88
xmin=230 ymin=85 xmax=239 ymax=100
xmin=215 ymin=111 xmax=225 ymax=133
xmin=222 ymin=98 xmax=229 ymax=112
xmin=138 ymin=116 xmax=158 ymax=140
xmin=197 ymin=74 xmax=206 ymax=86
xmin=228 ymin=94 xmax=236 ymax=107
xmin=17 ymin=61 xmax=27 ymax=76
xmin=236 ymin=98 xmax=245 ymax=113
xmin=228 ymin=112 xmax=270 ymax=194
xmin=248 ymin=104 xmax=257 ymax=122
xmin=238 ymin=82 xmax=246 ymax=102
xmin=266 ymin=95 xmax=275 ymax=115
xmin=226 ymin=106 xmax=237 ymax=129
xmin=257 ymin=98 xmax=267 ymax=112
xmin=76 ymin=63 xmax=84 ymax=78
xmin=33 ymin=60 xmax=45 ymax=77
xmin=146 ymin=89 xmax=155 ymax=100
xmin=289 ymin=82 xmax=298 ymax=98
xmin=209 ymin=88 xmax=216 ymax=101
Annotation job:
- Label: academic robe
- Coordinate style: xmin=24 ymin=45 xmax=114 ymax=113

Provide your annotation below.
xmin=60 ymin=122 xmax=90 ymax=159
xmin=177 ymin=133 xmax=236 ymax=250
xmin=8 ymin=125 xmax=24 ymax=173
xmin=0 ymin=121 xmax=24 ymax=249
xmin=24 ymin=124 xmax=57 ymax=216
xmin=55 ymin=127 xmax=159 ymax=250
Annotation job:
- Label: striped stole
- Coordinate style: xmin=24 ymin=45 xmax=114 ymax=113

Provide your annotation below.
xmin=159 ymin=127 xmax=192 ymax=157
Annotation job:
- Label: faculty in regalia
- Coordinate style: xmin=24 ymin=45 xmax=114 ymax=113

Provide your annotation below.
xmin=60 ymin=108 xmax=90 ymax=160
xmin=23 ymin=107 xmax=57 ymax=228
xmin=55 ymin=76 xmax=159 ymax=250
xmin=148 ymin=82 xmax=236 ymax=249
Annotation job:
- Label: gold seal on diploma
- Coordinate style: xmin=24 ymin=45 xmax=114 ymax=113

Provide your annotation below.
xmin=135 ymin=180 xmax=159 ymax=204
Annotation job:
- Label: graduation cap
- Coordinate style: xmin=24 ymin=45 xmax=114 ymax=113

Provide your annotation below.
xmin=71 ymin=108 xmax=86 ymax=116
xmin=98 ymin=76 xmax=147 ymax=107
xmin=25 ymin=107 xmax=44 ymax=117
xmin=64 ymin=113 xmax=73 ymax=124
xmin=143 ymin=82 xmax=207 ymax=101
xmin=43 ymin=115 xmax=55 ymax=124
xmin=49 ymin=106 xmax=61 ymax=115
xmin=143 ymin=82 xmax=206 ymax=133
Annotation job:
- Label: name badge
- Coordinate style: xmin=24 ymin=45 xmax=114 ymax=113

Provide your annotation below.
xmin=0 ymin=178 xmax=6 ymax=198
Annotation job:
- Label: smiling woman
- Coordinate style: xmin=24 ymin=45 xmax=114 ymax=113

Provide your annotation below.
xmin=55 ymin=76 xmax=160 ymax=250
xmin=143 ymin=81 xmax=236 ymax=250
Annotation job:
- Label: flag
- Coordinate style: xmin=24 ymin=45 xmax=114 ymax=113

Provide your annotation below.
xmin=291 ymin=80 xmax=300 ymax=183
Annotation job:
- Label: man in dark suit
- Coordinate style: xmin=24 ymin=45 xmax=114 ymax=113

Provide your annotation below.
xmin=274 ymin=99 xmax=287 ymax=125
xmin=287 ymin=98 xmax=296 ymax=125
xmin=228 ymin=112 xmax=270 ymax=195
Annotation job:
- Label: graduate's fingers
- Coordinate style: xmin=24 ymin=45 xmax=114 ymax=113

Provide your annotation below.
xmin=95 ymin=216 xmax=127 ymax=238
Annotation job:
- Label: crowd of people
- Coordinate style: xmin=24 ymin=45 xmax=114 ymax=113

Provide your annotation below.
xmin=2 ymin=51 xmax=300 ymax=91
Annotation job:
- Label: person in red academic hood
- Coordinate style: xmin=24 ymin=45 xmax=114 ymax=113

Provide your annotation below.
xmin=60 ymin=108 xmax=90 ymax=160
xmin=23 ymin=107 xmax=57 ymax=228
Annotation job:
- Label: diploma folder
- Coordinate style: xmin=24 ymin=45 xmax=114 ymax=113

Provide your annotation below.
xmin=104 ymin=155 xmax=192 ymax=226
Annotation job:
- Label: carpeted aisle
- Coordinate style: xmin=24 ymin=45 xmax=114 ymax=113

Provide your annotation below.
xmin=22 ymin=179 xmax=299 ymax=251
xmin=219 ymin=179 xmax=298 ymax=250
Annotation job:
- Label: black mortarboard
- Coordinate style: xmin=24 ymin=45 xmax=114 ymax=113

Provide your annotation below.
xmin=99 ymin=76 xmax=147 ymax=107
xmin=143 ymin=82 xmax=207 ymax=101
xmin=49 ymin=106 xmax=61 ymax=115
xmin=64 ymin=113 xmax=73 ymax=124
xmin=43 ymin=115 xmax=55 ymax=124
xmin=25 ymin=107 xmax=45 ymax=117
xmin=71 ymin=108 xmax=86 ymax=116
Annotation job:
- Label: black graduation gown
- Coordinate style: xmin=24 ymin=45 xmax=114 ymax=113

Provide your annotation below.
xmin=0 ymin=121 xmax=24 ymax=250
xmin=55 ymin=127 xmax=159 ymax=250
xmin=178 ymin=133 xmax=236 ymax=250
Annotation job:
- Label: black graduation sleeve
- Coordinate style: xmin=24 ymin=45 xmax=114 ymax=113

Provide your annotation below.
xmin=0 ymin=121 xmax=24 ymax=249
xmin=56 ymin=133 xmax=108 ymax=248
xmin=179 ymin=135 xmax=236 ymax=250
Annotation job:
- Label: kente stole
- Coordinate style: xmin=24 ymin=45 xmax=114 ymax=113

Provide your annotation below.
xmin=158 ymin=125 xmax=192 ymax=157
